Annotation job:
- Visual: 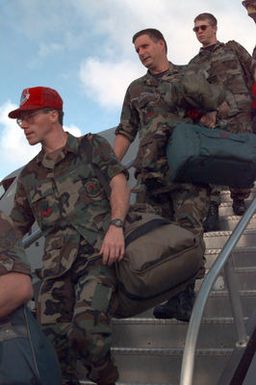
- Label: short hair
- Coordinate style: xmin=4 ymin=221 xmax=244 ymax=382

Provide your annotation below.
xmin=194 ymin=13 xmax=217 ymax=26
xmin=132 ymin=28 xmax=168 ymax=54
xmin=57 ymin=110 xmax=64 ymax=125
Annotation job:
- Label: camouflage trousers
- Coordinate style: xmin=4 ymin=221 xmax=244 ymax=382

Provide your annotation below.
xmin=37 ymin=239 xmax=118 ymax=385
xmin=137 ymin=180 xmax=210 ymax=278
xmin=137 ymin=180 xmax=210 ymax=235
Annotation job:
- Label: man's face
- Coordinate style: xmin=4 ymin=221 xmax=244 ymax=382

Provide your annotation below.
xmin=193 ymin=19 xmax=217 ymax=47
xmin=244 ymin=2 xmax=256 ymax=22
xmin=17 ymin=109 xmax=55 ymax=145
xmin=134 ymin=34 xmax=166 ymax=71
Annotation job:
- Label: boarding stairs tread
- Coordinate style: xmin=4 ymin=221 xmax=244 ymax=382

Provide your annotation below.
xmin=81 ymin=382 xmax=176 ymax=385
xmin=112 ymin=316 xmax=247 ymax=325
xmin=219 ymin=214 xmax=256 ymax=221
xmin=206 ymin=289 xmax=256 ymax=296
xmin=203 ymin=227 xmax=256 ymax=237
xmin=111 ymin=346 xmax=233 ymax=356
xmin=205 ymin=245 xmax=256 ymax=254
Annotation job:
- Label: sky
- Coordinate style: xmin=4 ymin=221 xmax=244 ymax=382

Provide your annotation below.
xmin=0 ymin=0 xmax=255 ymax=181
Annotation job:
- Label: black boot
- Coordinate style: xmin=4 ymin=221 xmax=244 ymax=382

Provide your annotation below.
xmin=153 ymin=283 xmax=195 ymax=322
xmin=232 ymin=199 xmax=246 ymax=216
xmin=203 ymin=202 xmax=219 ymax=232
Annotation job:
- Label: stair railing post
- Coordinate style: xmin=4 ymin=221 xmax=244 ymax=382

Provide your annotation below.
xmin=224 ymin=257 xmax=249 ymax=348
xmin=180 ymin=196 xmax=256 ymax=385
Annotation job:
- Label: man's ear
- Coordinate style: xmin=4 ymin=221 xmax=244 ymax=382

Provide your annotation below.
xmin=159 ymin=39 xmax=166 ymax=52
xmin=50 ymin=110 xmax=59 ymax=122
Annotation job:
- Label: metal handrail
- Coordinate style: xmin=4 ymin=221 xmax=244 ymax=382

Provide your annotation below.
xmin=22 ymin=228 xmax=42 ymax=249
xmin=180 ymin=196 xmax=256 ymax=385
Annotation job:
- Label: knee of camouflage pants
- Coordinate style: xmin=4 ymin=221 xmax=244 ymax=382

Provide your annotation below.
xmin=68 ymin=262 xmax=118 ymax=385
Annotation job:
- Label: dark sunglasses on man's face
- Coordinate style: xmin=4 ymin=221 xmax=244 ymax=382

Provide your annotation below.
xmin=193 ymin=24 xmax=210 ymax=33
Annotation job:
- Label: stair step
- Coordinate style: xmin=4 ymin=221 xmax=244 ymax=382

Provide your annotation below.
xmin=205 ymin=247 xmax=256 ymax=269
xmin=112 ymin=347 xmax=232 ymax=385
xmin=112 ymin=317 xmax=241 ymax=349
xmin=78 ymin=347 xmax=232 ymax=385
xmin=204 ymin=228 xmax=256 ymax=249
xmin=219 ymin=188 xmax=256 ymax=203
xmin=218 ymin=199 xmax=255 ymax=216
xmin=139 ymin=290 xmax=256 ymax=319
xmin=196 ymin=267 xmax=256 ymax=291
xmin=218 ymin=215 xmax=256 ymax=231
xmin=204 ymin=290 xmax=256 ymax=318
xmin=81 ymin=383 xmax=177 ymax=385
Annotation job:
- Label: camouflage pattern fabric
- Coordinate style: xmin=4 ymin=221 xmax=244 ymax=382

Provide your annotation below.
xmin=253 ymin=46 xmax=256 ymax=73
xmin=206 ymin=185 xmax=222 ymax=206
xmin=10 ymin=133 xmax=126 ymax=384
xmin=136 ymin=180 xmax=210 ymax=236
xmin=188 ymin=41 xmax=253 ymax=134
xmin=39 ymin=239 xmax=118 ymax=385
xmin=115 ymin=62 xmax=223 ymax=235
xmin=11 ymin=133 xmax=126 ymax=277
xmin=0 ymin=210 xmax=30 ymax=276
xmin=188 ymin=41 xmax=254 ymax=202
xmin=116 ymin=63 xmax=225 ymax=185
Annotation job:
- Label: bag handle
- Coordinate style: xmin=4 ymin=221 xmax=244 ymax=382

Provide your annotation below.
xmin=125 ymin=217 xmax=170 ymax=246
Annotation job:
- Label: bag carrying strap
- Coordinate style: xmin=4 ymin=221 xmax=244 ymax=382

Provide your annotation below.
xmin=125 ymin=217 xmax=170 ymax=246
xmin=23 ymin=306 xmax=42 ymax=383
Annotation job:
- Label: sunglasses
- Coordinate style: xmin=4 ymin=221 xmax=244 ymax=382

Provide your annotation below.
xmin=16 ymin=109 xmax=53 ymax=127
xmin=193 ymin=24 xmax=210 ymax=33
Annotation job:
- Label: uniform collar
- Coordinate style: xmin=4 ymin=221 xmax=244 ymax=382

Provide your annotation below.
xmin=199 ymin=40 xmax=224 ymax=54
xmin=35 ymin=132 xmax=79 ymax=165
xmin=144 ymin=61 xmax=183 ymax=85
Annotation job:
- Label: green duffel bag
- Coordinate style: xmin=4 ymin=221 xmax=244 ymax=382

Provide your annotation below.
xmin=166 ymin=123 xmax=256 ymax=188
xmin=113 ymin=208 xmax=204 ymax=318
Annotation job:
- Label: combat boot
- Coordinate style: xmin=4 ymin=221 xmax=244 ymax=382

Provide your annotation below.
xmin=203 ymin=201 xmax=219 ymax=232
xmin=153 ymin=283 xmax=195 ymax=322
xmin=232 ymin=199 xmax=246 ymax=216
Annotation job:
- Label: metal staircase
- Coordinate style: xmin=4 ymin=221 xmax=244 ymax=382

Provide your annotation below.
xmin=102 ymin=188 xmax=256 ymax=385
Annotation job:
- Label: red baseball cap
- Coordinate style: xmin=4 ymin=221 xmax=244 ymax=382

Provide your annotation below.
xmin=8 ymin=86 xmax=63 ymax=119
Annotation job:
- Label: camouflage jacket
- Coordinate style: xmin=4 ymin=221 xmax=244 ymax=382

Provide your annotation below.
xmin=115 ymin=62 xmax=225 ymax=183
xmin=0 ymin=210 xmax=31 ymax=276
xmin=10 ymin=133 xmax=126 ymax=278
xmin=253 ymin=45 xmax=256 ymax=76
xmin=188 ymin=41 xmax=253 ymax=132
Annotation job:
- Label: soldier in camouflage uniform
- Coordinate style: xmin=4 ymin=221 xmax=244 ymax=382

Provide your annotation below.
xmin=242 ymin=0 xmax=256 ymax=131
xmin=0 ymin=210 xmax=33 ymax=317
xmin=8 ymin=87 xmax=130 ymax=385
xmin=114 ymin=29 xmax=226 ymax=321
xmin=188 ymin=13 xmax=254 ymax=231
xmin=0 ymin=210 xmax=62 ymax=385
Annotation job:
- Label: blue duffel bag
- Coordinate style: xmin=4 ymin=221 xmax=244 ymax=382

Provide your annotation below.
xmin=0 ymin=305 xmax=61 ymax=385
xmin=167 ymin=123 xmax=256 ymax=188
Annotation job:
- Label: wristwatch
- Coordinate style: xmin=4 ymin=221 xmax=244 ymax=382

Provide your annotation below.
xmin=110 ymin=218 xmax=124 ymax=228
